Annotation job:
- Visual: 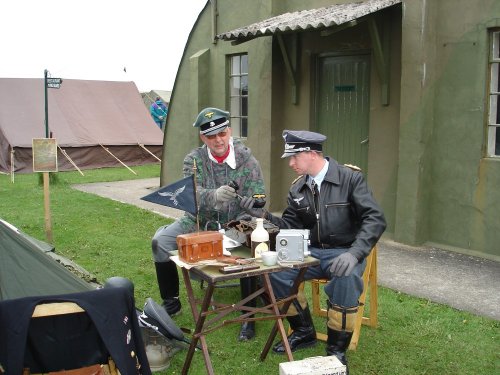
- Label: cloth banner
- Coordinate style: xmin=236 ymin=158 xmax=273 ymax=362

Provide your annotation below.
xmin=141 ymin=175 xmax=198 ymax=215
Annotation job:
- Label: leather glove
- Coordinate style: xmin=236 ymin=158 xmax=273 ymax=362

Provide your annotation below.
xmin=215 ymin=185 xmax=237 ymax=203
xmin=329 ymin=252 xmax=358 ymax=277
xmin=239 ymin=196 xmax=265 ymax=218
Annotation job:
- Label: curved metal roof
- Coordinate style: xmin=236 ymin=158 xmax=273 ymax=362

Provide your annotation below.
xmin=217 ymin=0 xmax=401 ymax=41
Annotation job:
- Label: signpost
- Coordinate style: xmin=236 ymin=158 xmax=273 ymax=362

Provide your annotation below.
xmin=46 ymin=77 xmax=62 ymax=89
xmin=41 ymin=69 xmax=63 ymax=243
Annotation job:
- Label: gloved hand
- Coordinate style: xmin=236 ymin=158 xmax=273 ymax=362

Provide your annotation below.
xmin=329 ymin=252 xmax=358 ymax=277
xmin=239 ymin=196 xmax=265 ymax=218
xmin=215 ymin=185 xmax=237 ymax=204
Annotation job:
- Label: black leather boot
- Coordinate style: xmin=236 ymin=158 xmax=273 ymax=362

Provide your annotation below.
xmin=272 ymin=302 xmax=316 ymax=354
xmin=326 ymin=328 xmax=353 ymax=374
xmin=154 ymin=261 xmax=181 ymax=316
xmin=238 ymin=321 xmax=255 ymax=341
xmin=238 ymin=277 xmax=256 ymax=341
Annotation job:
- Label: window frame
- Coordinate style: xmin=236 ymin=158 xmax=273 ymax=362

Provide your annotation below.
xmin=228 ymin=54 xmax=248 ymax=138
xmin=487 ymin=29 xmax=500 ymax=157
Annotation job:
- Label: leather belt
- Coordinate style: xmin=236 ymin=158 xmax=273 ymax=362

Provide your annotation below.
xmin=314 ymin=242 xmax=353 ymax=249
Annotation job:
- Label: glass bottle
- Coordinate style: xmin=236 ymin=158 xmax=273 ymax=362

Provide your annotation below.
xmin=251 ymin=218 xmax=269 ymax=258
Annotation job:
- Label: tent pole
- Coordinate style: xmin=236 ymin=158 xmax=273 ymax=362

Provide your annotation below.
xmin=10 ymin=148 xmax=14 ymax=183
xmin=138 ymin=143 xmax=161 ymax=162
xmin=58 ymin=146 xmax=84 ymax=176
xmin=99 ymin=144 xmax=137 ymax=175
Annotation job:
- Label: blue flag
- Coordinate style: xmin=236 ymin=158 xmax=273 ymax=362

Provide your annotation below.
xmin=141 ymin=175 xmax=198 ymax=215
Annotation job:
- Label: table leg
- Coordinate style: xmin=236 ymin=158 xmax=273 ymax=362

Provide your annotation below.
xmin=181 ymin=268 xmax=216 ymax=375
xmin=260 ymin=268 xmax=308 ymax=361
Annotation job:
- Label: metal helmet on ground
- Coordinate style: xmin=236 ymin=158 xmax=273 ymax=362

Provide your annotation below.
xmin=103 ymin=276 xmax=135 ymax=297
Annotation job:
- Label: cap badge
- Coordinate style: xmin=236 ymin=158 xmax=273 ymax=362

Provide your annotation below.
xmin=209 ymin=121 xmax=215 ymax=127
xmin=204 ymin=111 xmax=215 ymax=119
xmin=285 ymin=143 xmax=295 ymax=150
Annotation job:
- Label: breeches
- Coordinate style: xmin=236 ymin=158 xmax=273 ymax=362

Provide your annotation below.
xmin=269 ymin=246 xmax=366 ymax=308
xmin=151 ymin=220 xmax=189 ymax=263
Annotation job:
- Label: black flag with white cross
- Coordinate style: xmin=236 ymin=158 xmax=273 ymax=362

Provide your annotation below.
xmin=141 ymin=175 xmax=198 ymax=216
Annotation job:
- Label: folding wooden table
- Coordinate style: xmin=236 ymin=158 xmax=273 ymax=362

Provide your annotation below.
xmin=171 ymin=248 xmax=319 ymax=375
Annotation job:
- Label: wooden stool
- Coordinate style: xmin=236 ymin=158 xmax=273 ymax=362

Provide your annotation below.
xmin=290 ymin=245 xmax=378 ymax=350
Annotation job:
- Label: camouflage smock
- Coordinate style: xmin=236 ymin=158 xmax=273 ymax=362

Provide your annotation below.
xmin=177 ymin=139 xmax=265 ymax=231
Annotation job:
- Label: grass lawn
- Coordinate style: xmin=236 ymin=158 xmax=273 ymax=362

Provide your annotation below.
xmin=1 ymin=165 xmax=499 ymax=374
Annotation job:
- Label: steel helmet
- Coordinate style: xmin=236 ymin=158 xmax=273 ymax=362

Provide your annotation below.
xmin=103 ymin=276 xmax=135 ymax=297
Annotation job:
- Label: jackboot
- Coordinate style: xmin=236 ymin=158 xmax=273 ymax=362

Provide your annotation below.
xmin=154 ymin=261 xmax=181 ymax=316
xmin=326 ymin=328 xmax=353 ymax=374
xmin=272 ymin=302 xmax=316 ymax=353
xmin=238 ymin=276 xmax=257 ymax=341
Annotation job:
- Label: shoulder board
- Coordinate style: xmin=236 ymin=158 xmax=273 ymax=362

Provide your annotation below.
xmin=344 ymin=163 xmax=362 ymax=172
xmin=291 ymin=175 xmax=303 ymax=185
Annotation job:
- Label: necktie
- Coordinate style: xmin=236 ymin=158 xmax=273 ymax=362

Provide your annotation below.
xmin=311 ymin=180 xmax=320 ymax=210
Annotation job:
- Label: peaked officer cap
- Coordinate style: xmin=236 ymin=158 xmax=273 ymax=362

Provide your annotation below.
xmin=281 ymin=130 xmax=327 ymax=158
xmin=193 ymin=107 xmax=230 ymax=136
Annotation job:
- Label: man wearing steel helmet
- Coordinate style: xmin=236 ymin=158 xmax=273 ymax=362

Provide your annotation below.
xmin=239 ymin=130 xmax=386 ymax=373
xmin=151 ymin=107 xmax=265 ymax=341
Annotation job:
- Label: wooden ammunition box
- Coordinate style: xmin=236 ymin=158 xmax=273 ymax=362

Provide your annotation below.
xmin=176 ymin=231 xmax=223 ymax=263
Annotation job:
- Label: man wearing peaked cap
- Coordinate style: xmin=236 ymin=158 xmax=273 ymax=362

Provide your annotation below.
xmin=151 ymin=107 xmax=265 ymax=342
xmin=239 ymin=129 xmax=386 ymax=373
xmin=281 ymin=130 xmax=327 ymax=158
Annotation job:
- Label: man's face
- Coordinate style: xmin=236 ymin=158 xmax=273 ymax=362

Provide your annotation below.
xmin=288 ymin=152 xmax=313 ymax=175
xmin=200 ymin=127 xmax=231 ymax=156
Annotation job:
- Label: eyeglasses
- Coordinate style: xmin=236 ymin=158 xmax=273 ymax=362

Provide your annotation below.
xmin=205 ymin=131 xmax=228 ymax=140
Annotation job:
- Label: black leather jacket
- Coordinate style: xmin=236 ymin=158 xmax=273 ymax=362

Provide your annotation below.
xmin=268 ymin=158 xmax=386 ymax=260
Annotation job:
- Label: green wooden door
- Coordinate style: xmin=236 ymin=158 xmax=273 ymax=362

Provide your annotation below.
xmin=314 ymin=54 xmax=371 ymax=173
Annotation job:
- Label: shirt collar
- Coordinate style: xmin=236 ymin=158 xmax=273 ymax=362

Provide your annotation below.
xmin=308 ymin=159 xmax=329 ymax=191
xmin=207 ymin=137 xmax=236 ymax=169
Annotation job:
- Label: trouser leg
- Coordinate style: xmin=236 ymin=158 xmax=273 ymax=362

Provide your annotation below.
xmin=322 ymin=249 xmax=365 ymax=375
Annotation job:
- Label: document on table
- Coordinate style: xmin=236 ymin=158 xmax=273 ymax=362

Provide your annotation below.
xmin=170 ymin=255 xmax=229 ymax=270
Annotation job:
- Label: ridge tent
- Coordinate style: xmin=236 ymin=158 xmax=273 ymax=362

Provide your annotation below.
xmin=0 ymin=219 xmax=95 ymax=301
xmin=0 ymin=78 xmax=163 ymax=174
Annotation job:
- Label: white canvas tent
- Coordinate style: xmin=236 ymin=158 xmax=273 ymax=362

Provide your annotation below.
xmin=0 ymin=78 xmax=163 ymax=174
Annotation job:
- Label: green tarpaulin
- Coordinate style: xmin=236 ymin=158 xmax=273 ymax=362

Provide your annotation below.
xmin=0 ymin=219 xmax=94 ymax=301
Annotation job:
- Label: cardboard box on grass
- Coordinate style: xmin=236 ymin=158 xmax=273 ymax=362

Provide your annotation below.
xmin=279 ymin=356 xmax=346 ymax=375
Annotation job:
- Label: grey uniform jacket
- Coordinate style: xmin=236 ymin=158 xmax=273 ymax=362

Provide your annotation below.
xmin=268 ymin=158 xmax=386 ymax=260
